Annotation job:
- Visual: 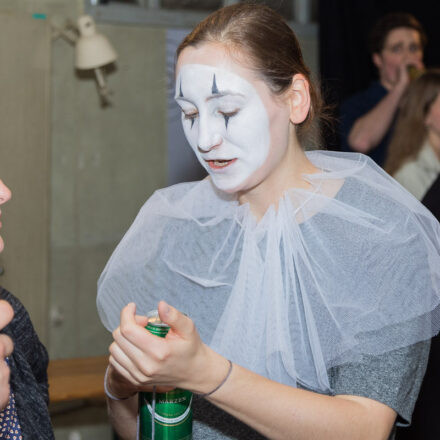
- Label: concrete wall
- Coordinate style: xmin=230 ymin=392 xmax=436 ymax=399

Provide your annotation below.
xmin=0 ymin=12 xmax=51 ymax=344
xmin=50 ymin=20 xmax=167 ymax=358
xmin=50 ymin=10 xmax=168 ymax=440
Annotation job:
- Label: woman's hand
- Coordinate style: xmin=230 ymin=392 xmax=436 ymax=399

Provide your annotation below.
xmin=395 ymin=58 xmax=425 ymax=92
xmin=108 ymin=301 xmax=222 ymax=395
xmin=0 ymin=300 xmax=14 ymax=410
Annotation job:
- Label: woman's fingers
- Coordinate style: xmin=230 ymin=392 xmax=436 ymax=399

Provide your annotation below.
xmin=0 ymin=300 xmax=14 ymax=330
xmin=0 ymin=355 xmax=10 ymax=410
xmin=0 ymin=334 xmax=13 ymax=359
xmin=109 ymin=353 xmax=142 ymax=386
xmin=111 ymin=302 xmax=204 ymax=391
xmin=118 ymin=304 xmax=166 ymax=358
xmin=110 ymin=341 xmax=150 ymax=385
xmin=112 ymin=322 xmax=166 ymax=377
xmin=134 ymin=314 xmax=149 ymax=327
xmin=0 ymin=301 xmax=13 ymax=411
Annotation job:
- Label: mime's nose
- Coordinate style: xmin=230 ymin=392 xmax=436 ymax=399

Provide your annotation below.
xmin=197 ymin=133 xmax=222 ymax=153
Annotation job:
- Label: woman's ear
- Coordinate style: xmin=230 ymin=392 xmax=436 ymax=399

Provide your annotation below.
xmin=372 ymin=53 xmax=382 ymax=71
xmin=289 ymin=74 xmax=311 ymax=124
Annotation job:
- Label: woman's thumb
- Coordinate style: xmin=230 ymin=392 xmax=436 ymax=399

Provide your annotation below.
xmin=157 ymin=301 xmax=192 ymax=337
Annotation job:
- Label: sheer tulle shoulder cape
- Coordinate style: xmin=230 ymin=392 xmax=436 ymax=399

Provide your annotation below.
xmin=97 ymin=151 xmax=440 ymax=392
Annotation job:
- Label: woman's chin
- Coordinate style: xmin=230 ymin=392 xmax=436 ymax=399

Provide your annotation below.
xmin=218 ymin=186 xmax=241 ymax=194
xmin=211 ymin=177 xmax=244 ymax=194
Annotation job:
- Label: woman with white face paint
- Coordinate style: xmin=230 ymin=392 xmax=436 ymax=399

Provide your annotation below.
xmin=98 ymin=4 xmax=440 ymax=440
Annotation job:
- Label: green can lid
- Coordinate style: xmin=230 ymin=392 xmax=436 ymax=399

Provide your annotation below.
xmin=146 ymin=309 xmax=169 ymax=328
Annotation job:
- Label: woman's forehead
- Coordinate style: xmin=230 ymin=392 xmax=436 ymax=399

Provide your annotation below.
xmin=175 ymin=44 xmax=280 ymax=108
xmin=175 ymin=64 xmax=254 ymax=99
xmin=176 ymin=43 xmax=257 ymax=83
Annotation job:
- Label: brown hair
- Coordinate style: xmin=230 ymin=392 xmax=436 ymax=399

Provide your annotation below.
xmin=368 ymin=12 xmax=427 ymax=55
xmin=176 ymin=3 xmax=324 ymax=145
xmin=385 ymin=69 xmax=440 ymax=176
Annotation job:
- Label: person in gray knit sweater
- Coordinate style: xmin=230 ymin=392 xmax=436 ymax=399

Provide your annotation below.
xmin=0 ymin=178 xmax=54 ymax=439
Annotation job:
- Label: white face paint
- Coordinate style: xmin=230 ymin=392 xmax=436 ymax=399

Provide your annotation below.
xmin=175 ymin=64 xmax=270 ymax=192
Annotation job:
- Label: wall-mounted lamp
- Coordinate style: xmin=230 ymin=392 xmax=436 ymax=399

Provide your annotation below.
xmin=52 ymin=15 xmax=117 ymax=105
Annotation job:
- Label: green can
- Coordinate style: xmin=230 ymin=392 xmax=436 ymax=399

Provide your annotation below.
xmin=139 ymin=310 xmax=193 ymax=440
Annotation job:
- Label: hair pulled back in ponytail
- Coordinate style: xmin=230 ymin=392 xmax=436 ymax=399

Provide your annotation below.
xmin=177 ymin=3 xmax=324 ymax=145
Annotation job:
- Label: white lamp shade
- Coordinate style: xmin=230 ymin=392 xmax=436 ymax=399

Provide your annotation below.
xmin=75 ymin=15 xmax=117 ymax=70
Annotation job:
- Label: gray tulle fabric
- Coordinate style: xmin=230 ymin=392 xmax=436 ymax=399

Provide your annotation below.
xmin=97 ymin=151 xmax=440 ymax=393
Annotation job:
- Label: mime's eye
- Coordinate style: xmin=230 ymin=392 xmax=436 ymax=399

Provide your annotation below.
xmin=182 ymin=110 xmax=198 ymax=128
xmin=219 ymin=109 xmax=239 ymax=128
xmin=219 ymin=109 xmax=239 ymax=118
xmin=183 ymin=111 xmax=199 ymax=121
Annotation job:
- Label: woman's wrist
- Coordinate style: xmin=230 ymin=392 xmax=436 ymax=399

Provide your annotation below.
xmin=104 ymin=365 xmax=137 ymax=401
xmin=191 ymin=345 xmax=233 ymax=397
xmin=197 ymin=359 xmax=233 ymax=398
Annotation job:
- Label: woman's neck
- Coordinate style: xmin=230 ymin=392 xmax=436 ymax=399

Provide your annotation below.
xmin=237 ymin=141 xmax=320 ymax=220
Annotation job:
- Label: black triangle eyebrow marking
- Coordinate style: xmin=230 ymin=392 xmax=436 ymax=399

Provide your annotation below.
xmin=191 ymin=118 xmax=195 ymax=129
xmin=179 ymin=80 xmax=184 ymax=98
xmin=212 ymin=74 xmax=219 ymax=94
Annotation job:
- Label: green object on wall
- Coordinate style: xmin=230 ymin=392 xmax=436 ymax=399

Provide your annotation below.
xmin=32 ymin=13 xmax=47 ymax=20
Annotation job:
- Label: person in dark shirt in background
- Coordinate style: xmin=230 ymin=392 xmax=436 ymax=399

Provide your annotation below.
xmin=340 ymin=12 xmax=426 ymax=166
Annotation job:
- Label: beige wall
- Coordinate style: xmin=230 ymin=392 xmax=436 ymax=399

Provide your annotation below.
xmin=0 ymin=12 xmax=51 ymax=344
xmin=0 ymin=0 xmax=168 ymax=358
xmin=50 ymin=21 xmax=167 ymax=358
xmin=49 ymin=15 xmax=167 ymax=440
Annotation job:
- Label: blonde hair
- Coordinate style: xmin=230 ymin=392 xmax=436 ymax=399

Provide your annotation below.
xmin=385 ymin=69 xmax=440 ymax=176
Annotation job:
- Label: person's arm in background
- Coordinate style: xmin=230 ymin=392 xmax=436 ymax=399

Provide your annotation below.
xmin=347 ymin=85 xmax=405 ymax=153
xmin=0 ymin=300 xmax=14 ymax=410
xmin=106 ymin=366 xmax=139 ymax=440
xmin=347 ymin=63 xmax=410 ymax=154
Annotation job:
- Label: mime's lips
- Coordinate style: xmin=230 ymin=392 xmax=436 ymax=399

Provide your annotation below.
xmin=205 ymin=158 xmax=237 ymax=170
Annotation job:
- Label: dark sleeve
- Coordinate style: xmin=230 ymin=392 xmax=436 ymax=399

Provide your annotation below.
xmin=0 ymin=287 xmax=54 ymax=439
xmin=422 ymin=174 xmax=440 ymax=220
xmin=329 ymin=340 xmax=430 ymax=426
xmin=339 ymin=93 xmax=368 ymax=153
xmin=0 ymin=288 xmax=49 ymax=404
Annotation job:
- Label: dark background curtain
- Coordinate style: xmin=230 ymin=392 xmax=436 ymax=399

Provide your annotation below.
xmin=319 ymin=0 xmax=440 ymax=149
